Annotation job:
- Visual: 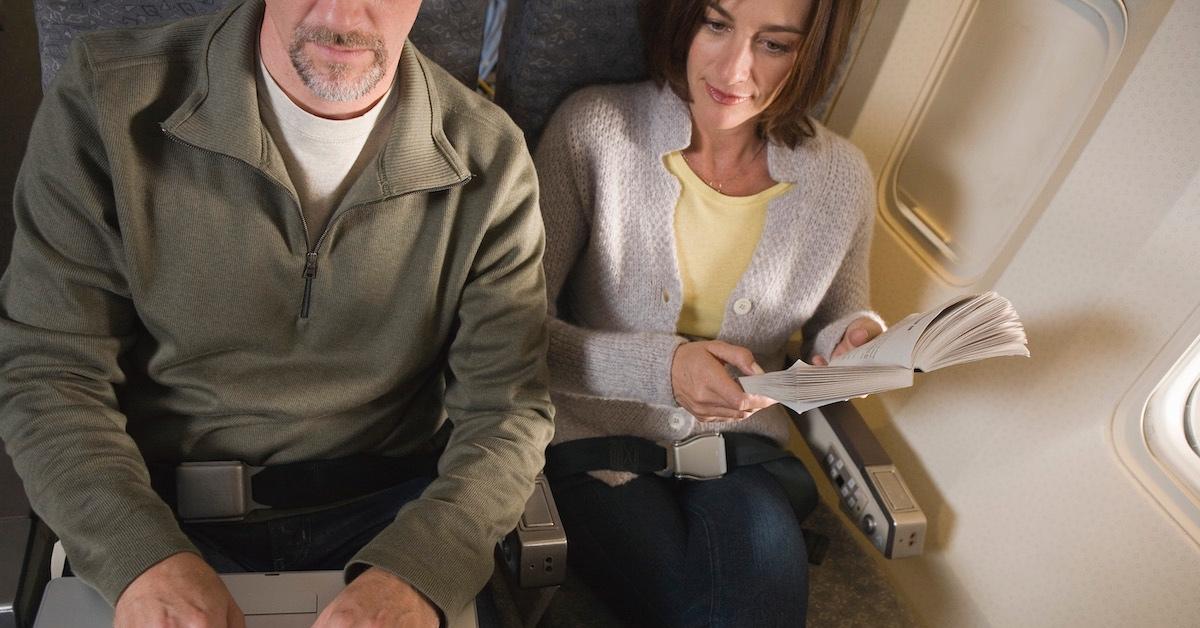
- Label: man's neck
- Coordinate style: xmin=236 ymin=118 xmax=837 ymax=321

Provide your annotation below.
xmin=258 ymin=19 xmax=396 ymax=120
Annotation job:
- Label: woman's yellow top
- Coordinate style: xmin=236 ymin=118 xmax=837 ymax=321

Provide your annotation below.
xmin=665 ymin=151 xmax=792 ymax=339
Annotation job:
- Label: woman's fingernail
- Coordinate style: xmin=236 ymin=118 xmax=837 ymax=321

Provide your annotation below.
xmin=751 ymin=363 xmax=765 ymax=375
xmin=851 ymin=328 xmax=868 ymax=344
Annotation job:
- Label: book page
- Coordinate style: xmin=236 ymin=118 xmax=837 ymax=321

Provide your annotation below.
xmin=739 ymin=362 xmax=913 ymax=410
xmin=830 ymin=294 xmax=973 ymax=368
xmin=737 ymin=292 xmax=1026 ymax=413
xmin=832 ymin=294 xmax=978 ymax=368
xmin=910 ymin=292 xmax=1029 ymax=371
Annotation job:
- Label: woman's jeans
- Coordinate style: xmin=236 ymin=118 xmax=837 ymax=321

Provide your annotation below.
xmin=550 ymin=463 xmax=810 ymax=628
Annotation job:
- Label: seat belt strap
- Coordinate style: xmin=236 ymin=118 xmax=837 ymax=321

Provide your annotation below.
xmin=151 ymin=422 xmax=451 ymax=521
xmin=544 ymin=436 xmax=667 ymax=478
xmin=545 ymin=433 xmax=793 ymax=478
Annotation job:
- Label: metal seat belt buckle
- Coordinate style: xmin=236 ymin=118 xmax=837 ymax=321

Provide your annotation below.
xmin=663 ymin=433 xmax=727 ymax=481
xmin=175 ymin=461 xmax=265 ymax=522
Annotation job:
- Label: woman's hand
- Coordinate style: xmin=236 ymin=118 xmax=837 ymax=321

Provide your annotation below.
xmin=811 ymin=317 xmax=884 ymax=366
xmin=670 ymin=340 xmax=777 ymax=422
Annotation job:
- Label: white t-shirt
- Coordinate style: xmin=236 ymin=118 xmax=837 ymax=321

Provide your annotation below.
xmin=256 ymin=57 xmax=396 ymax=240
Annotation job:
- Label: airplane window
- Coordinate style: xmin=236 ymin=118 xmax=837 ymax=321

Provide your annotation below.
xmin=1145 ymin=340 xmax=1200 ymax=501
xmin=878 ymin=0 xmax=1127 ymax=285
xmin=1117 ymin=330 xmax=1200 ymax=545
xmin=1185 ymin=380 xmax=1199 ymax=457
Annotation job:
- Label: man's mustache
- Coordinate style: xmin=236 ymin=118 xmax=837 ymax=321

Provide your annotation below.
xmin=293 ymin=24 xmax=386 ymax=58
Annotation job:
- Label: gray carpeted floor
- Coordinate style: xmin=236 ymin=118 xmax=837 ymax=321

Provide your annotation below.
xmin=805 ymin=502 xmax=921 ymax=628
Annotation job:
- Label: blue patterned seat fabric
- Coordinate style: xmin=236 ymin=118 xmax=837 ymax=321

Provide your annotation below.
xmin=33 ymin=0 xmax=488 ymax=89
xmin=494 ymin=0 xmax=647 ymax=147
xmin=494 ymin=0 xmax=873 ymax=147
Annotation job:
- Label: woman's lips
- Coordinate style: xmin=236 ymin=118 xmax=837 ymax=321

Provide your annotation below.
xmin=705 ymin=82 xmax=751 ymax=105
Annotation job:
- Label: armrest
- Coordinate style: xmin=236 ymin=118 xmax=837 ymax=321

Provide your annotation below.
xmin=0 ymin=451 xmax=54 ymax=628
xmin=499 ymin=473 xmax=566 ymax=588
xmin=790 ymin=402 xmax=928 ymax=559
xmin=492 ymin=473 xmax=566 ymax=628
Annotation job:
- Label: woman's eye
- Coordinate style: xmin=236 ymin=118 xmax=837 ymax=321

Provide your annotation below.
xmin=761 ymin=39 xmax=793 ymax=55
xmin=703 ymin=18 xmax=730 ymax=33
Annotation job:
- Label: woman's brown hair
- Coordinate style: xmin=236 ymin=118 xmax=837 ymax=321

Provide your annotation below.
xmin=640 ymin=0 xmax=862 ymax=148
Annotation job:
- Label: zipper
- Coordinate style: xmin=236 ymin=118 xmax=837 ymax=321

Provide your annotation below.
xmin=300 ymin=251 xmax=318 ymax=318
xmin=295 ymin=177 xmax=469 ymax=317
xmin=163 ymin=127 xmax=319 ymax=319
xmin=162 ymin=126 xmax=471 ymax=319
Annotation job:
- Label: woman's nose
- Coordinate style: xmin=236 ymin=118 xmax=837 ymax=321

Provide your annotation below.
xmin=713 ymin=39 xmax=754 ymax=86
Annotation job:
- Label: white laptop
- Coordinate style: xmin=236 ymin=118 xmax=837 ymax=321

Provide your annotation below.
xmin=33 ymin=572 xmax=477 ymax=628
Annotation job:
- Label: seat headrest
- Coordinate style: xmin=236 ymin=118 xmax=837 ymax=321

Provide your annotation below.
xmin=495 ymin=0 xmax=877 ymax=147
xmin=33 ymin=0 xmax=487 ymax=89
xmin=495 ymin=0 xmax=647 ymax=147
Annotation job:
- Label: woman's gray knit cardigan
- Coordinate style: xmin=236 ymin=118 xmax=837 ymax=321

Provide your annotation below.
xmin=535 ymin=81 xmax=882 ymax=483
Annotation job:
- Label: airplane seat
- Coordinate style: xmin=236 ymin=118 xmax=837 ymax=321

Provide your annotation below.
xmin=0 ymin=452 xmax=53 ymax=628
xmin=493 ymin=0 xmax=648 ymax=148
xmin=491 ymin=2 xmax=920 ymax=626
xmin=32 ymin=0 xmax=489 ymax=89
xmin=14 ymin=2 xmax=564 ymax=627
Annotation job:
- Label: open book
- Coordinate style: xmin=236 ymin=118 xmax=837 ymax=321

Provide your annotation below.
xmin=739 ymin=292 xmax=1029 ymax=414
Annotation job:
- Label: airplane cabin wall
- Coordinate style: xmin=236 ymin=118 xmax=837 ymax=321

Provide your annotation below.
xmin=829 ymin=0 xmax=1200 ymax=625
xmin=2 ymin=1 xmax=1198 ymax=626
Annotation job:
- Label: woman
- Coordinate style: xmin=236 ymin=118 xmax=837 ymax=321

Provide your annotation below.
xmin=536 ymin=0 xmax=881 ymax=625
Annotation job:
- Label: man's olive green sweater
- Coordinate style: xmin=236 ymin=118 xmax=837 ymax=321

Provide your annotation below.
xmin=0 ymin=0 xmax=553 ymax=618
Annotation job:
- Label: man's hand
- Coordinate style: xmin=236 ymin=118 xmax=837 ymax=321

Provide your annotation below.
xmin=811 ymin=317 xmax=884 ymax=366
xmin=670 ymin=340 xmax=776 ymax=422
xmin=114 ymin=552 xmax=244 ymax=628
xmin=312 ymin=567 xmax=439 ymax=628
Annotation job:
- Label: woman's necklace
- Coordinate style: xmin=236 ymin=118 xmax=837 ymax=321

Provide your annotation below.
xmin=680 ymin=151 xmax=724 ymax=193
xmin=680 ymin=140 xmax=767 ymax=195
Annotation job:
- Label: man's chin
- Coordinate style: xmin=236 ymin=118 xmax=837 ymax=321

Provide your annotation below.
xmin=306 ymin=77 xmax=382 ymax=103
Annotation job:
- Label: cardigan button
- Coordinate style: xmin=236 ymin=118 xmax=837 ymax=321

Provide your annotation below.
xmin=668 ymin=415 xmax=685 ymax=429
xmin=733 ymin=298 xmax=753 ymax=315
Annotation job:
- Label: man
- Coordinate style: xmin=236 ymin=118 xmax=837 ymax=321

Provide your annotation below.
xmin=0 ymin=0 xmax=553 ymax=625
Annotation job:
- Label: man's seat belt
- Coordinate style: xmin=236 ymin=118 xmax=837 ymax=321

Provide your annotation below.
xmin=149 ymin=422 xmax=451 ymax=522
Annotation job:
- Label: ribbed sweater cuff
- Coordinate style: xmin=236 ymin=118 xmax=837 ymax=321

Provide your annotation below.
xmin=83 ymin=512 xmax=198 ymax=605
xmin=548 ymin=317 xmax=686 ymax=407
xmin=613 ymin=332 xmax=686 ymax=407
xmin=345 ymin=515 xmax=490 ymax=622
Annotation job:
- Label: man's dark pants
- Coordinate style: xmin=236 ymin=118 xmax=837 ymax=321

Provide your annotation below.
xmin=181 ymin=476 xmax=500 ymax=626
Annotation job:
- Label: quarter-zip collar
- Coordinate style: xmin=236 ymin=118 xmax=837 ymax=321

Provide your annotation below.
xmin=159 ymin=0 xmax=471 ymax=208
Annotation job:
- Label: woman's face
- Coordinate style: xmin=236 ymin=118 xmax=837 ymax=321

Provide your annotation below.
xmin=686 ymin=0 xmax=813 ymax=136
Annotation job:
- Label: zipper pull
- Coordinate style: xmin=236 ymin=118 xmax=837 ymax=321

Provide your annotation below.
xmin=303 ymin=251 xmax=319 ymax=279
xmin=300 ymin=251 xmax=319 ymax=319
